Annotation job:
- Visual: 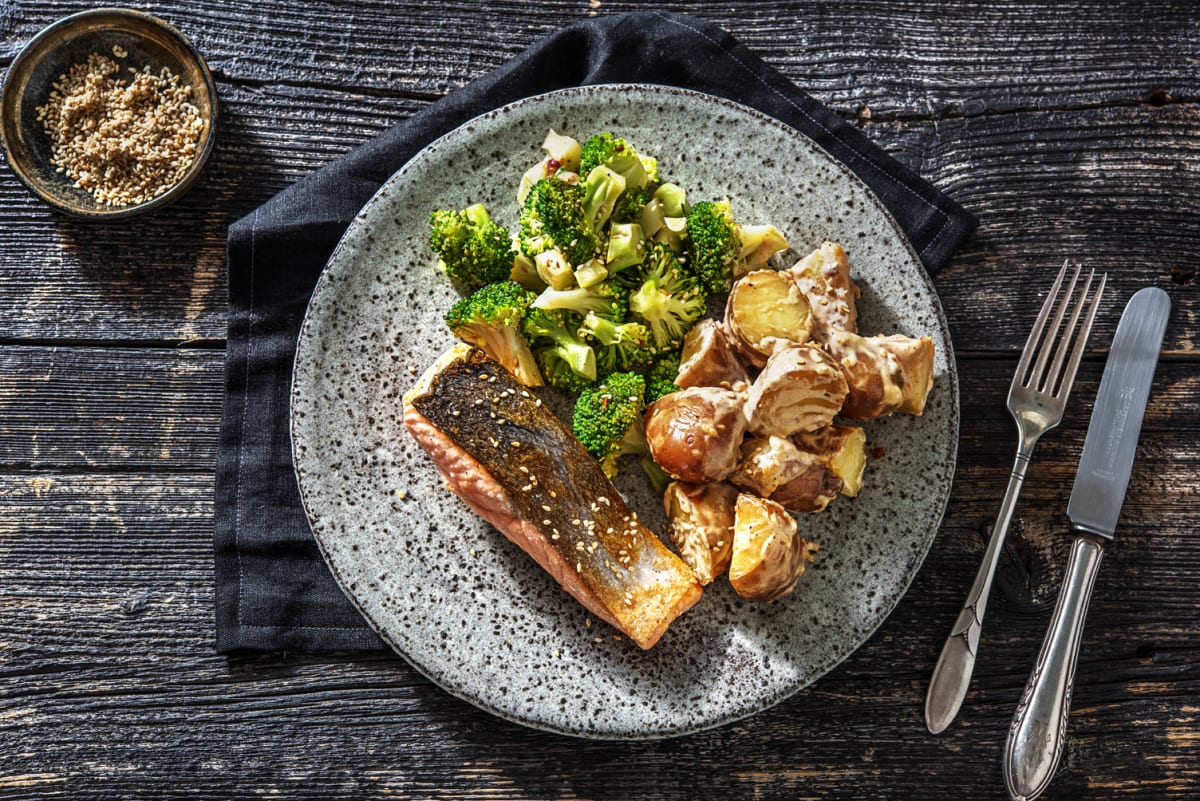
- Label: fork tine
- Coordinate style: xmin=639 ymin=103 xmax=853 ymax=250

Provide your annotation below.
xmin=1013 ymin=260 xmax=1070 ymax=387
xmin=1026 ymin=261 xmax=1081 ymax=389
xmin=1041 ymin=268 xmax=1094 ymax=393
xmin=1053 ymin=272 xmax=1107 ymax=399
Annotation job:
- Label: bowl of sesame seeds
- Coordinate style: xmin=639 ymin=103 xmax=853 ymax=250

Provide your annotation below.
xmin=0 ymin=8 xmax=218 ymax=219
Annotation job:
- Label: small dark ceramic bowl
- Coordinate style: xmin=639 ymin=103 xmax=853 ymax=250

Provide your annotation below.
xmin=0 ymin=8 xmax=218 ymax=220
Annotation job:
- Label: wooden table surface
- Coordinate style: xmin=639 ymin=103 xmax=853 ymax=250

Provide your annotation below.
xmin=2 ymin=2 xmax=1197 ymax=799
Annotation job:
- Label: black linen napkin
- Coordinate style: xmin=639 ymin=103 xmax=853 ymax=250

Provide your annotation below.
xmin=213 ymin=10 xmax=976 ymax=653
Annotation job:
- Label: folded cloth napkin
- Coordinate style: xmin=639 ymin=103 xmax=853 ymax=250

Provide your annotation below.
xmin=213 ymin=10 xmax=976 ymax=653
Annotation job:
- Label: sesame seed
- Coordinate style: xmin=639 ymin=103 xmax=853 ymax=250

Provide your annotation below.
xmin=34 ymin=52 xmax=204 ymax=207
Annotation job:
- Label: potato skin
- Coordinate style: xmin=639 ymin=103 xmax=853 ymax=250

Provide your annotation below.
xmin=769 ymin=458 xmax=842 ymax=513
xmin=728 ymin=494 xmax=817 ymax=602
xmin=825 ymin=331 xmax=934 ymax=419
xmin=676 ymin=319 xmax=750 ymax=391
xmin=794 ymin=425 xmax=868 ymax=497
xmin=645 ymin=387 xmax=748 ymax=484
xmin=724 ymin=269 xmax=813 ymax=368
xmin=663 ymin=481 xmax=738 ymax=585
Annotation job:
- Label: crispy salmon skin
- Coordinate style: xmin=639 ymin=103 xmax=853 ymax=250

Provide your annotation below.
xmin=402 ymin=345 xmax=702 ymax=649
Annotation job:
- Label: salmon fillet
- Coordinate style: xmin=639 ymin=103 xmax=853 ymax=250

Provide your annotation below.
xmin=402 ymin=345 xmax=702 ymax=649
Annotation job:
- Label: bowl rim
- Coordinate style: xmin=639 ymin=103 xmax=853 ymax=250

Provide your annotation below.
xmin=0 ymin=6 xmax=220 ymax=220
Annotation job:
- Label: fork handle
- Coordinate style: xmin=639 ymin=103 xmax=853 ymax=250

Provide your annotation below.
xmin=925 ymin=447 xmax=1033 ymax=734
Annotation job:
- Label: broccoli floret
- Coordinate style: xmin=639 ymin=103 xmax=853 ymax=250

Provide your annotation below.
xmin=444 ymin=281 xmax=542 ymax=386
xmin=537 ymin=349 xmax=595 ymax=393
xmin=605 ymin=222 xmax=647 ymax=278
xmin=429 ymin=204 xmax=517 ymax=292
xmin=519 ymin=178 xmax=599 ymax=265
xmin=532 ymin=281 xmax=628 ymax=321
xmin=580 ymin=312 xmax=655 ymax=374
xmin=653 ymin=183 xmax=687 ymax=217
xmin=581 ymin=165 xmax=627 ymax=233
xmin=628 ymin=243 xmax=708 ymax=352
xmin=579 ymin=133 xmax=649 ymax=189
xmin=685 ymin=199 xmax=741 ymax=294
xmin=522 ymin=307 xmax=597 ymax=388
xmin=645 ymin=351 xmax=683 ymax=402
xmin=572 ymin=372 xmax=647 ymax=477
xmin=612 ymin=186 xmax=653 ymax=225
xmin=738 ymin=223 xmax=790 ymax=271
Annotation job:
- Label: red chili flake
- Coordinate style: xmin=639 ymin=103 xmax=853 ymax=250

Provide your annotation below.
xmin=614 ymin=143 xmax=624 ymax=152
xmin=546 ymin=158 xmax=561 ymax=172
xmin=871 ymin=447 xmax=885 ymax=460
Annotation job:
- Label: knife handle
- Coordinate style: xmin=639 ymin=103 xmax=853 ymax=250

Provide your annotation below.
xmin=1004 ymin=535 xmax=1105 ymax=801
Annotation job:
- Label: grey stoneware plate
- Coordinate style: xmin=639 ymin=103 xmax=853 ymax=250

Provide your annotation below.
xmin=291 ymin=84 xmax=959 ymax=739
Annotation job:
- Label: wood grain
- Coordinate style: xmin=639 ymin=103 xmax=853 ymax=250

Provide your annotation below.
xmin=0 ymin=0 xmax=1197 ymax=798
xmin=1 ymin=358 xmax=1197 ymax=799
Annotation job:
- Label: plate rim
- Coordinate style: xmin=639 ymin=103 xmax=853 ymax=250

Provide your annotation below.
xmin=290 ymin=82 xmax=960 ymax=739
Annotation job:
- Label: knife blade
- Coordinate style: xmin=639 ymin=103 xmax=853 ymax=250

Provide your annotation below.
xmin=1066 ymin=286 xmax=1172 ymax=538
xmin=1004 ymin=286 xmax=1170 ymax=801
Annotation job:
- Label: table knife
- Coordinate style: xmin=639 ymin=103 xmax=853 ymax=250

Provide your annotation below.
xmin=1003 ymin=287 xmax=1171 ymax=801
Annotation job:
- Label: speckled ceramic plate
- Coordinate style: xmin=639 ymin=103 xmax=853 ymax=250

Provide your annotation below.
xmin=291 ymin=84 xmax=958 ymax=739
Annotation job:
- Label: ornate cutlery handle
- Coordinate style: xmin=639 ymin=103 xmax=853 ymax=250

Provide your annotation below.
xmin=925 ymin=448 xmax=1032 ymax=734
xmin=1004 ymin=536 xmax=1105 ymax=801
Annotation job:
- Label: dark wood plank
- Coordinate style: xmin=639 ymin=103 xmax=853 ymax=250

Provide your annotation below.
xmin=0 ymin=94 xmax=1196 ymax=349
xmin=4 ymin=1 xmax=1195 ymax=117
xmin=1 ymin=358 xmax=1196 ymax=798
xmin=0 ymin=346 xmax=221 ymax=471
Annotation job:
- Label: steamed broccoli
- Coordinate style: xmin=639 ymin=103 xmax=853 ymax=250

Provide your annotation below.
xmin=645 ymin=351 xmax=683 ymax=402
xmin=605 ymin=222 xmax=647 ymax=278
xmin=572 ymin=371 xmax=647 ymax=477
xmin=429 ymin=204 xmax=517 ymax=292
xmin=628 ymin=243 xmax=708 ymax=352
xmin=653 ymin=183 xmax=687 ymax=217
xmin=444 ymin=281 xmax=542 ymax=386
xmin=684 ymin=199 xmax=740 ymax=294
xmin=611 ymin=186 xmax=653 ymax=225
xmin=580 ymin=312 xmax=655 ymax=374
xmin=519 ymin=178 xmax=599 ymax=265
xmin=521 ymin=307 xmax=597 ymax=390
xmin=579 ymin=133 xmax=650 ymax=189
xmin=581 ymin=165 xmax=627 ymax=233
xmin=531 ymin=281 xmax=628 ymax=321
xmin=738 ymin=223 xmax=790 ymax=271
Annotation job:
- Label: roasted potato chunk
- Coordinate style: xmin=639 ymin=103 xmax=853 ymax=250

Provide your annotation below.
xmin=663 ymin=481 xmax=738 ymax=585
xmin=744 ymin=345 xmax=848 ymax=437
xmin=728 ymin=494 xmax=817 ymax=602
xmin=645 ymin=387 xmax=748 ymax=483
xmin=788 ymin=241 xmax=860 ymax=339
xmin=730 ymin=435 xmax=811 ymax=497
xmin=826 ymin=331 xmax=935 ymax=419
xmin=770 ymin=457 xmax=842 ymax=513
xmin=731 ymin=435 xmax=842 ymax=513
xmin=676 ymin=319 xmax=750 ymax=391
xmin=725 ymin=269 xmax=813 ymax=367
xmin=794 ymin=425 xmax=868 ymax=497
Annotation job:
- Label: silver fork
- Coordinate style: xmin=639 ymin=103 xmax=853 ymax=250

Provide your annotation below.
xmin=925 ymin=260 xmax=1106 ymax=735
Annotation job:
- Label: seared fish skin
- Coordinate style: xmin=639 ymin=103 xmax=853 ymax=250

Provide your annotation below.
xmin=403 ymin=345 xmax=703 ymax=650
